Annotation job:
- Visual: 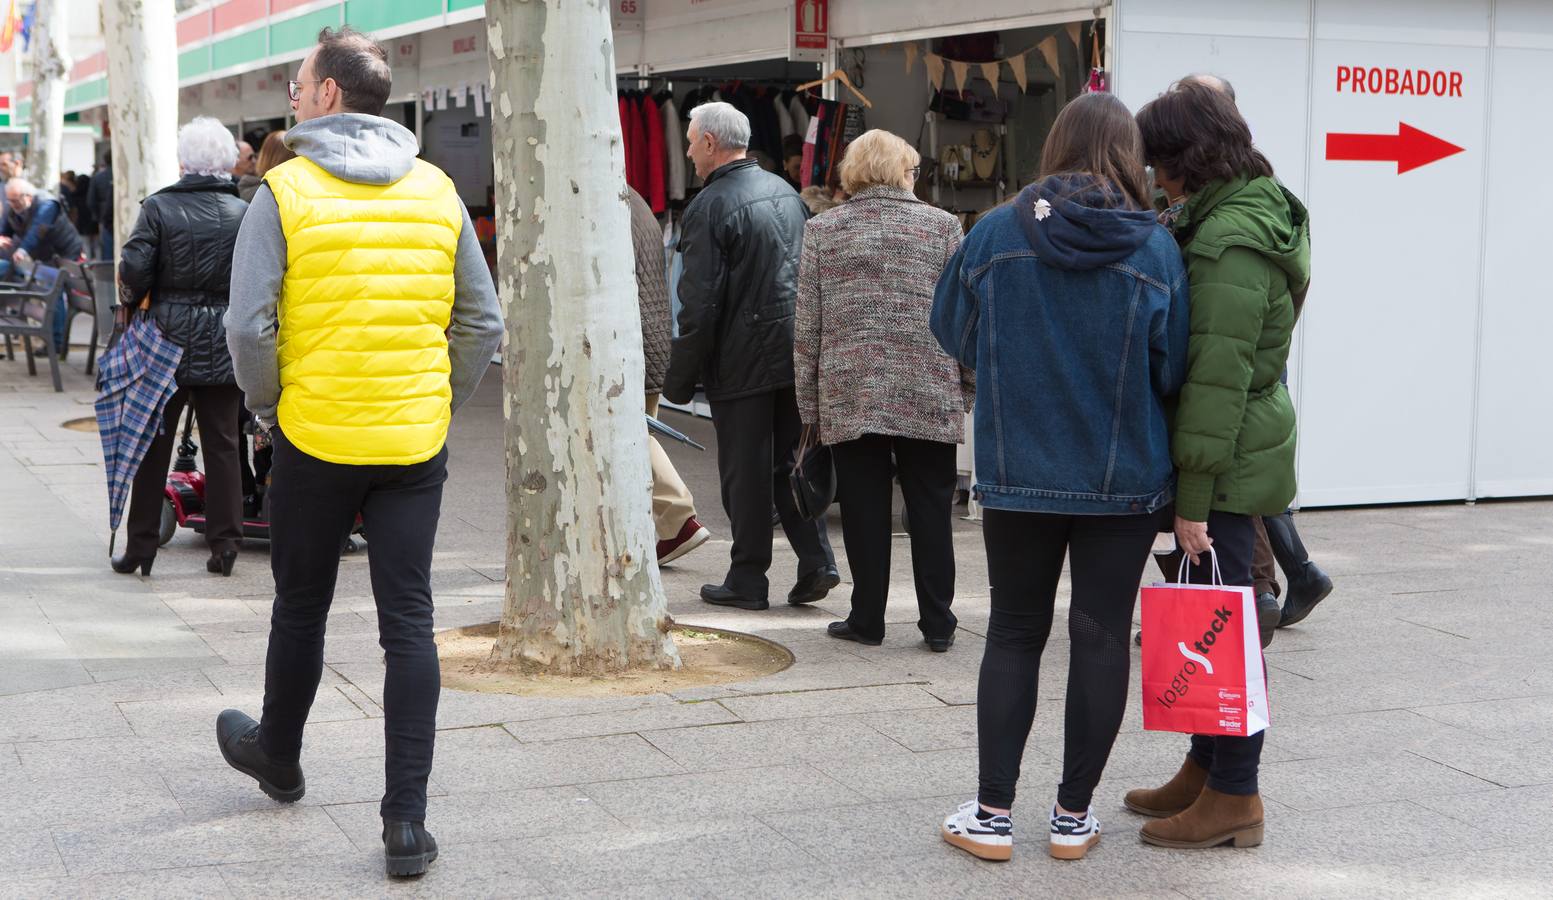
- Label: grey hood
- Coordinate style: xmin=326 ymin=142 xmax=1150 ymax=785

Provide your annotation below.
xmin=283 ymin=113 xmax=419 ymax=185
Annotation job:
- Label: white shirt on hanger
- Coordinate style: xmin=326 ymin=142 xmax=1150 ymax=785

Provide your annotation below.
xmin=662 ymin=96 xmax=687 ymax=202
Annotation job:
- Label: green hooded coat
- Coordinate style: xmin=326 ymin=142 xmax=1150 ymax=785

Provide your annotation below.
xmin=1170 ymin=174 xmax=1311 ymax=522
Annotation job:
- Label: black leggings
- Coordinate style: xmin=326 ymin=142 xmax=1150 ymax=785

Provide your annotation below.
xmin=977 ymin=508 xmax=1160 ymax=812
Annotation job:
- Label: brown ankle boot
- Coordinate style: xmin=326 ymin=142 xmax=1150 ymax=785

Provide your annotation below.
xmin=1123 ymin=756 xmax=1207 ymax=818
xmin=1139 ymin=787 xmax=1264 ymax=849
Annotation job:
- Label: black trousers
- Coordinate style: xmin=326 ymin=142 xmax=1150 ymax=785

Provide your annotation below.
xmin=258 ymin=430 xmax=448 ymax=822
xmin=831 ymin=434 xmax=957 ymax=641
xmin=1182 ymin=511 xmax=1266 ymax=796
xmin=125 ymin=384 xmax=243 ymax=559
xmin=707 ymin=386 xmax=834 ymax=601
xmin=977 ymin=508 xmax=1160 ymax=812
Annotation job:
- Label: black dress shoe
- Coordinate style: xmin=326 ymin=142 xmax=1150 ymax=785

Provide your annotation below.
xmin=207 ymin=550 xmax=238 ymax=577
xmin=383 ymin=820 xmax=439 ymax=877
xmin=111 ymin=553 xmax=154 ymax=576
xmin=925 ymin=633 xmax=956 ymax=653
xmin=216 ymin=709 xmax=304 ymax=803
xmin=700 ymin=584 xmax=769 ymax=610
xmin=1279 ymin=564 xmax=1333 ymax=628
xmin=827 ymin=620 xmax=882 ymax=646
xmin=788 ymin=565 xmax=841 ymax=605
xmin=1256 ymin=591 xmax=1281 ymax=649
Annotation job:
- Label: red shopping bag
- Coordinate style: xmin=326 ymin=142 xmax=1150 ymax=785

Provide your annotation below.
xmin=1140 ymin=550 xmax=1270 ymax=737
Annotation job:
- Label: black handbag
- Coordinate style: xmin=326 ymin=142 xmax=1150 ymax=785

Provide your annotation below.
xmin=789 ymin=424 xmax=835 ymax=521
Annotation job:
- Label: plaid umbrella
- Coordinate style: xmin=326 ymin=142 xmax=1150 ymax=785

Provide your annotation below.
xmin=94 ymin=313 xmax=183 ymax=554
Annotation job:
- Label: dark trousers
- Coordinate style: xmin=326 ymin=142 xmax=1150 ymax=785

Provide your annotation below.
xmin=1182 ymin=511 xmax=1266 ymax=796
xmin=831 ymin=434 xmax=957 ymax=641
xmin=124 ymin=384 xmax=243 ymax=559
xmin=707 ymin=386 xmax=834 ymax=601
xmin=977 ymin=508 xmax=1160 ymax=811
xmin=258 ymin=430 xmax=448 ymax=822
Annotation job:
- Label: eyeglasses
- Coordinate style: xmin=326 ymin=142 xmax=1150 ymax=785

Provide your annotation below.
xmin=287 ymin=80 xmax=320 ymax=102
xmin=907 ymin=165 xmax=922 ymax=180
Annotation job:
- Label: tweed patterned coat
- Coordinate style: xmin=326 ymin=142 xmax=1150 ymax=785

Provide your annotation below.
xmin=629 ymin=188 xmax=673 ymax=394
xmin=794 ymin=185 xmax=970 ymax=446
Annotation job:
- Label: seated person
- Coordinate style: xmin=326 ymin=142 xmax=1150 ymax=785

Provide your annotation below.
xmin=0 ymin=177 xmax=85 ymax=348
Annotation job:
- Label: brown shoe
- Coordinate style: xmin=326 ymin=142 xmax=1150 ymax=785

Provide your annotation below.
xmin=1123 ymin=756 xmax=1208 ymax=818
xmin=1139 ymin=787 xmax=1263 ymax=849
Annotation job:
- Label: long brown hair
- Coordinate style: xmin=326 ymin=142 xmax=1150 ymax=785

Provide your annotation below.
xmin=1135 ymin=80 xmax=1273 ymax=192
xmin=255 ymin=130 xmax=297 ymax=177
xmin=1037 ymin=92 xmax=1153 ymax=209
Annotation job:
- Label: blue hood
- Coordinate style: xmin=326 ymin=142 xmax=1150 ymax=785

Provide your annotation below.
xmin=1015 ymin=176 xmax=1158 ymax=271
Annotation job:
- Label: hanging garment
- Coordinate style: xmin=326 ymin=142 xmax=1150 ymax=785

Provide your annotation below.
xmin=630 ymin=95 xmax=652 ymax=197
xmin=661 ymin=96 xmax=687 ymax=202
xmin=801 ymin=114 xmax=819 ymax=189
xmin=775 ymin=94 xmax=795 ymax=139
xmin=643 ymin=93 xmax=667 ymax=213
xmin=788 ymin=93 xmax=811 ymax=146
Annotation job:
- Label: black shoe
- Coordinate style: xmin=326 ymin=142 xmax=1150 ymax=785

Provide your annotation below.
xmin=111 ymin=553 xmax=154 ymax=576
xmin=827 ymin=620 xmax=882 ymax=646
xmin=207 ymin=550 xmax=238 ymax=577
xmin=1256 ymin=591 xmax=1280 ymax=649
xmin=700 ymin=584 xmax=769 ymax=611
xmin=1134 ymin=629 xmax=1143 ymax=647
xmin=383 ymin=820 xmax=439 ymax=877
xmin=925 ymin=633 xmax=955 ymax=653
xmin=216 ymin=709 xmax=305 ymax=803
xmin=1279 ymin=564 xmax=1333 ymax=627
xmin=788 ymin=565 xmax=841 ymax=605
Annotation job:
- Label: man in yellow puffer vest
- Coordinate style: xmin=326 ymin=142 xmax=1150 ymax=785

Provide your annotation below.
xmin=218 ymin=26 xmax=503 ymax=878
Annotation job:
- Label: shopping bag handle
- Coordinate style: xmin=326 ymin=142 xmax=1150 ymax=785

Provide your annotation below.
xmin=1175 ymin=546 xmax=1224 ymax=586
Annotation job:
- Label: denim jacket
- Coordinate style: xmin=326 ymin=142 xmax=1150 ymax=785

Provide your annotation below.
xmin=931 ymin=176 xmax=1190 ymax=515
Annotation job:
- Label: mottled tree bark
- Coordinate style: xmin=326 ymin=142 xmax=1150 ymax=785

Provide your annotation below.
xmin=26 ymin=0 xmax=69 ymax=192
xmin=101 ymin=0 xmax=179 ymax=266
xmin=486 ymin=0 xmax=680 ymax=673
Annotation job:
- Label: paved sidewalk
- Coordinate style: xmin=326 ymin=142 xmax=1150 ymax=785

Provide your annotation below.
xmin=1 ymin=355 xmax=1549 ymax=899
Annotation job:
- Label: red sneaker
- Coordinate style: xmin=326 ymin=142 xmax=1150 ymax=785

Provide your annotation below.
xmin=657 ymin=517 xmax=711 ymax=565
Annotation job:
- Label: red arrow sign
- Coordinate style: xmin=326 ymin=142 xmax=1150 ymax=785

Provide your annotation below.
xmin=1325 ymin=122 xmax=1464 ymax=174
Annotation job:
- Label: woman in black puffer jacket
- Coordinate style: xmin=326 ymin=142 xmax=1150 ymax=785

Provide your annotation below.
xmin=112 ymin=117 xmax=249 ymax=578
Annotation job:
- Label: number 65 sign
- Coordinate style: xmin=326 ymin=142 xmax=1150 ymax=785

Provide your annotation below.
xmin=613 ymin=0 xmax=643 ymax=29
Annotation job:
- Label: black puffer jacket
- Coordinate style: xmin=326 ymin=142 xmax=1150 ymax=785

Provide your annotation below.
xmin=119 ymin=175 xmax=247 ymax=386
xmin=664 ymin=158 xmax=808 ymax=404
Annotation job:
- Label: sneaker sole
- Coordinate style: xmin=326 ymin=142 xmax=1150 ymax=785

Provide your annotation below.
xmin=1049 ymin=831 xmax=1100 ymax=860
xmin=386 ymin=846 xmax=439 ymax=877
xmin=1277 ymin=582 xmax=1333 ymax=628
xmin=940 ymin=824 xmax=1012 ymax=862
xmin=1140 ymin=822 xmax=1263 ymax=849
xmin=217 ymin=739 xmax=305 ymax=803
xmin=659 ymin=527 xmax=711 ymax=565
xmin=788 ymin=573 xmax=842 ymax=606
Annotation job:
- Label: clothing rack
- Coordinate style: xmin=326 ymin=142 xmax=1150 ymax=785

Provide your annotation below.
xmin=615 ymin=75 xmax=811 ymax=90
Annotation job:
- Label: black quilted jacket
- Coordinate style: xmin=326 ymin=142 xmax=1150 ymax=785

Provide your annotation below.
xmin=119 ymin=175 xmax=248 ymax=386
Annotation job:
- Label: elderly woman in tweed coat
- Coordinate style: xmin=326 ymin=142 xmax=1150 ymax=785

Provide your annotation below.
xmin=794 ymin=129 xmax=971 ymax=652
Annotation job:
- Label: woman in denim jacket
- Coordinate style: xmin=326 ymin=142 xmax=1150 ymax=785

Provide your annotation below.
xmin=932 ymin=92 xmax=1190 ymax=864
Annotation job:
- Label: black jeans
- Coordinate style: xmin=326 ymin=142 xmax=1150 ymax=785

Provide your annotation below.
xmin=258 ymin=429 xmax=448 ymax=822
xmin=977 ymin=508 xmax=1160 ymax=812
xmin=707 ymin=386 xmax=835 ymax=601
xmin=1183 ymin=511 xmax=1266 ymax=796
xmin=125 ymin=384 xmax=243 ymax=559
xmin=831 ymin=434 xmax=957 ymax=641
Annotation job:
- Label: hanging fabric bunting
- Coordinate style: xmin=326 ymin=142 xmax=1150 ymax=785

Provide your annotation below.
xmin=979 ymin=61 xmax=1001 ymax=89
xmin=1066 ymin=22 xmax=1083 ymax=55
xmin=1008 ymin=51 xmax=1029 ymax=93
xmin=1038 ymin=36 xmax=1060 ymax=80
xmin=925 ymin=53 xmax=946 ymax=91
xmin=904 ymin=41 xmax=919 ymax=76
xmin=950 ymin=60 xmax=971 ymax=97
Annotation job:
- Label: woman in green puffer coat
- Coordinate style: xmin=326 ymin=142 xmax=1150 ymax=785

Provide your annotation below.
xmin=1125 ymin=80 xmax=1311 ymax=852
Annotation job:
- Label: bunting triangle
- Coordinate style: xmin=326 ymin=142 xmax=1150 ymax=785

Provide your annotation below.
xmin=904 ymin=42 xmax=919 ymax=75
xmin=925 ymin=53 xmax=946 ymax=91
xmin=1008 ymin=51 xmax=1028 ymax=93
xmin=979 ymin=60 xmax=1001 ymax=89
xmin=950 ymin=60 xmax=971 ymax=96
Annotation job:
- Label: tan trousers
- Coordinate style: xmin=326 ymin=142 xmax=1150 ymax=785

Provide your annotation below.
xmin=646 ymin=393 xmax=698 ymax=541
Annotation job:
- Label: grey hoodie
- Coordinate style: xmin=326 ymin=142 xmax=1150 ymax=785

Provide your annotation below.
xmin=224 ymin=113 xmax=503 ymax=432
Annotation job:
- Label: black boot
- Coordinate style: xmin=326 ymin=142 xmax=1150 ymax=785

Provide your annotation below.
xmin=384 ymin=820 xmax=439 ymax=877
xmin=111 ymin=553 xmax=154 ymax=576
xmin=215 ymin=709 xmax=305 ymax=803
xmin=1262 ymin=512 xmax=1333 ymax=628
xmin=1256 ymin=591 xmax=1280 ymax=648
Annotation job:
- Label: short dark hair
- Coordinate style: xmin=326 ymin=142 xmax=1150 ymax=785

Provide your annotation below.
xmin=781 ymin=134 xmax=805 ymax=160
xmin=314 ymin=26 xmax=392 ymax=115
xmin=1136 ymin=80 xmax=1272 ymax=193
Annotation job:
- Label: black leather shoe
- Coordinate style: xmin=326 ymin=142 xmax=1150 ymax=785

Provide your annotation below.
xmin=700 ymin=584 xmax=769 ymax=610
xmin=383 ymin=820 xmax=439 ymax=877
xmin=827 ymin=620 xmax=882 ymax=646
xmin=1256 ymin=591 xmax=1281 ymax=649
xmin=111 ymin=553 xmax=154 ymax=576
xmin=207 ymin=550 xmax=238 ymax=577
xmin=925 ymin=633 xmax=955 ymax=653
xmin=216 ymin=709 xmax=304 ymax=803
xmin=1279 ymin=564 xmax=1333 ymax=628
xmin=788 ymin=565 xmax=841 ymax=605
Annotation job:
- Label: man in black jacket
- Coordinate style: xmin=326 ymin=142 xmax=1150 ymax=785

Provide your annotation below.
xmin=664 ymin=101 xmax=836 ymax=611
xmin=86 ymin=155 xmax=113 ymax=256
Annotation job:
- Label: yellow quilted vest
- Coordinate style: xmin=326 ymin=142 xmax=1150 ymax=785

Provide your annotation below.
xmin=265 ymin=156 xmax=462 ymax=466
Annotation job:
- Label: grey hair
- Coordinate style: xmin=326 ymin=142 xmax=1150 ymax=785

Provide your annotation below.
xmin=177 ymin=116 xmax=239 ymax=178
xmin=5 ymin=177 xmax=35 ymax=195
xmin=689 ymin=101 xmax=751 ymax=150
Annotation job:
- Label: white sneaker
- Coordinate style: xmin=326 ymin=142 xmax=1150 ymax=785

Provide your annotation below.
xmin=941 ymin=800 xmax=1013 ymax=862
xmin=1048 ymin=806 xmax=1101 ymax=860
